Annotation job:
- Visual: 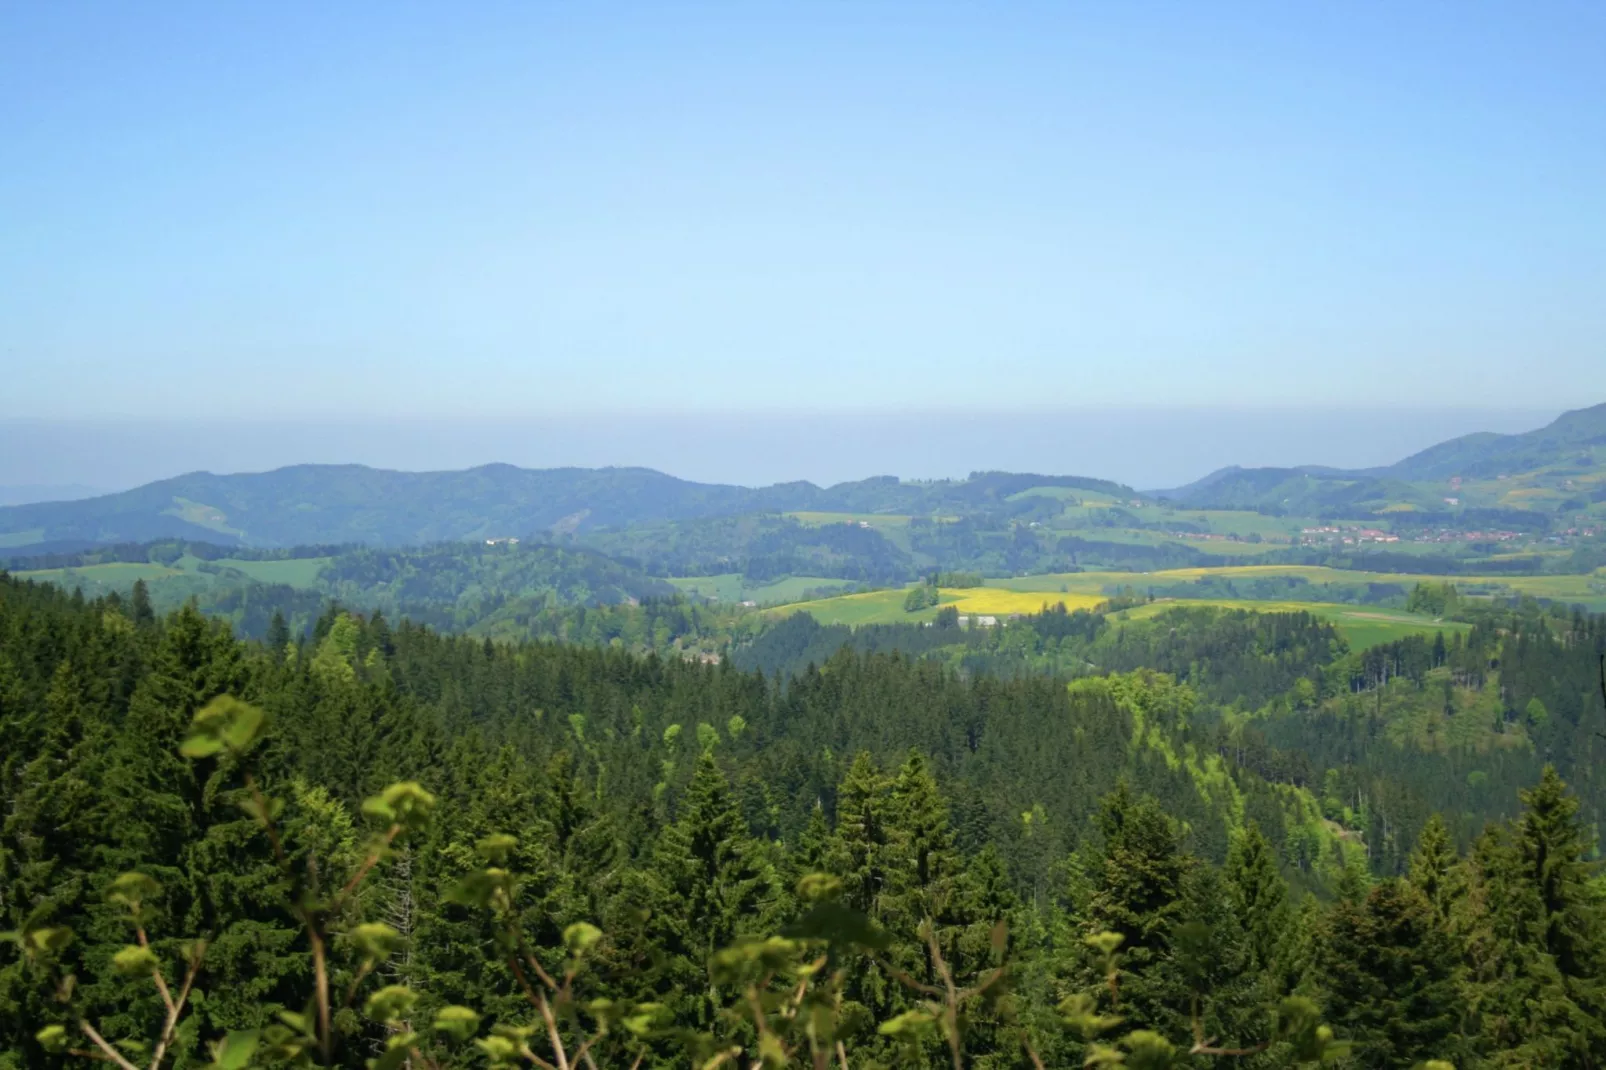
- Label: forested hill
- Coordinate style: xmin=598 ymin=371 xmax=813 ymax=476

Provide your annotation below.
xmin=0 ymin=465 xmax=1133 ymax=551
xmin=4 ymin=570 xmax=1606 ymax=1065
xmin=1158 ymin=401 xmax=1606 ymax=511
xmin=1379 ymin=401 xmax=1606 ymax=480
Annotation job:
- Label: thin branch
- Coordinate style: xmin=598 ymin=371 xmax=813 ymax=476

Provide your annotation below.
xmin=148 ymin=940 xmax=204 ymax=1070
xmin=516 ymin=932 xmax=561 ymax=992
xmin=534 ymin=989 xmax=571 ymax=1070
xmin=1022 ymin=1037 xmax=1047 ymax=1070
xmin=874 ymin=958 xmax=945 ymax=999
xmin=78 ymin=1021 xmax=141 ymax=1070
xmin=506 ymin=955 xmax=548 ymax=1013
xmin=310 ymin=929 xmax=333 ymax=1066
xmin=340 ymin=959 xmax=376 ymax=1012
xmin=406 ymin=1046 xmax=443 ymax=1070
xmin=516 ymin=1043 xmax=559 ymax=1070
xmin=1187 ymin=993 xmax=1270 ymax=1058
xmin=921 ymin=923 xmax=964 ymax=1070
xmin=332 ymin=825 xmax=400 ymax=911
xmin=835 ymin=1039 xmax=850 ymax=1070
xmin=133 ymin=925 xmax=175 ymax=1016
xmin=244 ymin=773 xmax=288 ymax=869
xmin=569 ymin=1027 xmax=605 ymax=1070
xmin=504 ymin=957 xmax=569 ymax=1070
xmin=746 ymin=985 xmax=785 ymax=1064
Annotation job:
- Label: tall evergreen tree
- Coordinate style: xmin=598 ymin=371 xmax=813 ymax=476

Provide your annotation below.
xmin=1407 ymin=813 xmax=1463 ymax=928
xmin=1082 ymin=782 xmax=1190 ymax=1035
xmin=1320 ymin=879 xmax=1463 ymax=1068
xmin=643 ymin=751 xmax=776 ymax=1028
xmin=1223 ymin=820 xmax=1290 ymax=978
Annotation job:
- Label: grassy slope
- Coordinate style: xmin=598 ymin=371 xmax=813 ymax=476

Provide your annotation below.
xmin=14 ymin=561 xmax=185 ymax=585
xmin=980 ymin=564 xmax=1606 ymax=609
xmin=1110 ymin=599 xmax=1469 ymax=650
xmin=15 ymin=556 xmax=333 ymax=592
xmin=668 ymin=574 xmax=850 ymax=604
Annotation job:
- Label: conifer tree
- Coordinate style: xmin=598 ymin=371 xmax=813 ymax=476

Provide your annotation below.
xmin=129 ymin=579 xmax=155 ymax=628
xmin=1223 ymin=820 xmax=1290 ymax=978
xmin=644 ymin=750 xmax=776 ymax=1028
xmin=1512 ymin=766 xmax=1606 ymax=1063
xmin=1319 ymin=879 xmax=1462 ymax=1068
xmin=1083 ymin=782 xmax=1190 ymax=1035
xmin=1406 ymin=813 xmax=1463 ymax=929
xmin=887 ymin=751 xmax=970 ymax=974
xmin=265 ymin=610 xmax=290 ymax=659
xmin=1457 ymin=826 xmax=1572 ymax=1065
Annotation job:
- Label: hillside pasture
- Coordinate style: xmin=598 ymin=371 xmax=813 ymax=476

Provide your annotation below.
xmin=785 ymin=511 xmax=912 ymax=529
xmin=16 ymin=561 xmax=184 ymax=586
xmin=669 ymin=573 xmax=851 ymax=605
xmin=1112 ymin=598 xmax=1470 ymax=650
xmin=214 ymin=556 xmax=331 ymax=587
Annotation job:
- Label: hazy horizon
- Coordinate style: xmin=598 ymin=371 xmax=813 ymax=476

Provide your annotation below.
xmin=0 ymin=405 xmax=1560 ymax=503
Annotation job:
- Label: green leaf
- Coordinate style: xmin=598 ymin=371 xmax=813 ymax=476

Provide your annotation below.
xmin=878 ymin=1009 xmax=937 ymax=1038
xmin=182 ymin=696 xmax=269 ymax=759
xmin=112 ymin=944 xmax=160 ymax=976
xmin=106 ymin=872 xmax=162 ymax=910
xmin=28 ymin=926 xmax=73 ymax=955
xmin=220 ymin=701 xmax=266 ymax=751
xmin=179 ymin=733 xmax=224 ymax=759
xmin=210 ymin=1029 xmax=259 ymax=1070
xmin=475 ymin=833 xmax=518 ymax=863
xmin=758 ymin=1031 xmax=787 ymax=1067
xmin=276 ymin=1010 xmax=315 ymax=1038
xmin=475 ymin=1034 xmax=520 ymax=1067
xmin=369 ymin=1032 xmax=417 ymax=1070
xmin=794 ymin=873 xmax=842 ymax=903
xmin=362 ymin=782 xmax=436 ymax=832
xmin=562 ymin=921 xmax=603 ymax=956
xmin=1120 ymin=1030 xmax=1181 ymax=1070
xmin=432 ymin=1005 xmax=481 ymax=1042
xmin=346 ymin=922 xmax=402 ymax=960
xmin=1058 ymin=991 xmax=1124 ymax=1040
xmin=446 ymin=868 xmax=509 ymax=909
xmin=364 ymin=984 xmax=418 ymax=1024
xmin=35 ymin=1025 xmax=69 ymax=1054
xmin=1086 ymin=931 xmax=1125 ymax=957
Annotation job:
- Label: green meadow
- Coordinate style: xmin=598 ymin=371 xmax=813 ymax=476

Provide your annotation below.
xmin=14 ymin=555 xmax=333 ymax=601
xmin=668 ymin=573 xmax=852 ymax=605
xmin=1111 ymin=599 xmax=1469 ymax=651
xmin=15 ymin=561 xmax=185 ymax=586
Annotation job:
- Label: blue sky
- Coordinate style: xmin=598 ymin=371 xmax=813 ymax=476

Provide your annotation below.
xmin=2 ymin=1 xmax=1603 ymax=423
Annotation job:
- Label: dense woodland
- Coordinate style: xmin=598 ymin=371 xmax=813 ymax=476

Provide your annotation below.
xmin=4 ymin=570 xmax=1606 ymax=1067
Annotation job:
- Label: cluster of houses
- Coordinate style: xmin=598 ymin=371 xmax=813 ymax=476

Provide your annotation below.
xmin=1298 ymin=526 xmax=1400 ymax=544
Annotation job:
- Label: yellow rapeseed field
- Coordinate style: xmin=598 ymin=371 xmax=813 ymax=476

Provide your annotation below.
xmin=943 ymin=589 xmax=1106 ymax=615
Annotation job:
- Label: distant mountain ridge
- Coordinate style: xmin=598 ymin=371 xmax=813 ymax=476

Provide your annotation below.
xmin=2 ymin=403 xmax=1600 ymax=551
xmin=0 ymin=463 xmax=1133 ymax=551
xmin=1155 ymin=402 xmax=1606 ymax=511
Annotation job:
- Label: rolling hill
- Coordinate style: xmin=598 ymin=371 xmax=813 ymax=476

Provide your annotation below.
xmin=1157 ymin=402 xmax=1606 ymax=513
xmin=0 ymin=465 xmax=1135 ymax=551
xmin=3 ymin=404 xmax=1602 ymax=553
